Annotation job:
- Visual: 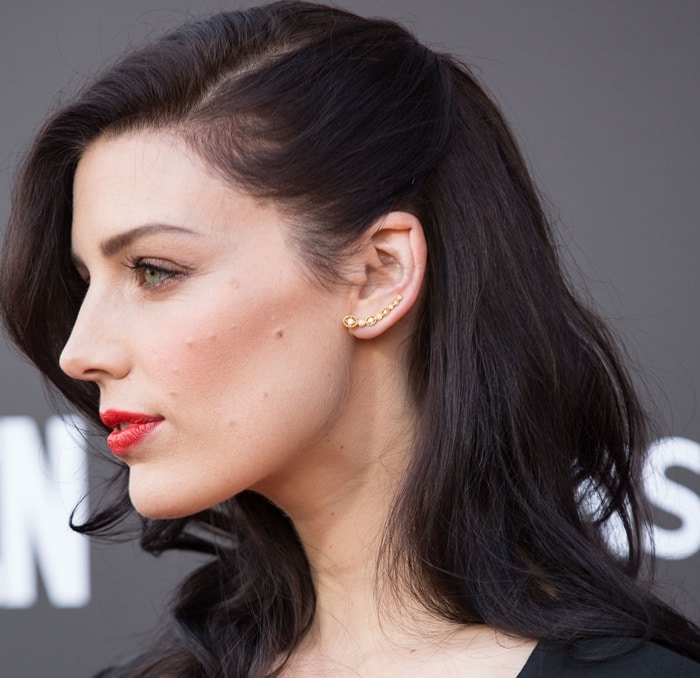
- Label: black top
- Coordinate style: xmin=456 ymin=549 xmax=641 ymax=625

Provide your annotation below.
xmin=518 ymin=638 xmax=700 ymax=677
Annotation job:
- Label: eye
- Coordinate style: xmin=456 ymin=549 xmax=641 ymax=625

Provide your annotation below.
xmin=126 ymin=258 xmax=180 ymax=289
xmin=141 ymin=264 xmax=171 ymax=287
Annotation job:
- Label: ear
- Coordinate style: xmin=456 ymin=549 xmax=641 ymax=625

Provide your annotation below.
xmin=342 ymin=211 xmax=426 ymax=338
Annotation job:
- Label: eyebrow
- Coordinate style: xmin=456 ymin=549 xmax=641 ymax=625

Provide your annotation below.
xmin=71 ymin=223 xmax=197 ymax=266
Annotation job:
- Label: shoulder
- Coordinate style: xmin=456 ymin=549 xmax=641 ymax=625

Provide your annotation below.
xmin=519 ymin=637 xmax=700 ymax=677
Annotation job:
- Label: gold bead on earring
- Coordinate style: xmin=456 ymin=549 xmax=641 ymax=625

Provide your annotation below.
xmin=342 ymin=295 xmax=403 ymax=329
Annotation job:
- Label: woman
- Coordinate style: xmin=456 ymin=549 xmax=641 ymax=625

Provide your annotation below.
xmin=1 ymin=1 xmax=699 ymax=675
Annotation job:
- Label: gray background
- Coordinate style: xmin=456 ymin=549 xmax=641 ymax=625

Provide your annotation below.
xmin=1 ymin=1 xmax=698 ymax=676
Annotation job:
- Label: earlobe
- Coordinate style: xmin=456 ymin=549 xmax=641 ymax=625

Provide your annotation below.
xmin=341 ymin=211 xmax=426 ymax=338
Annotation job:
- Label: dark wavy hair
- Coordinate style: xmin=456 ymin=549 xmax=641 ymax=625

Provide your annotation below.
xmin=1 ymin=2 xmax=699 ymax=675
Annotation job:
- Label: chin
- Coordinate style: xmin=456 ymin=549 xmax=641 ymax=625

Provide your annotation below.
xmin=129 ymin=497 xmax=193 ymax=520
xmin=127 ymin=479 xmax=213 ymax=520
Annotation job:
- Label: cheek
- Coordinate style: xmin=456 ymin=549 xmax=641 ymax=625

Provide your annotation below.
xmin=145 ymin=297 xmax=333 ymax=402
xmin=128 ymin=300 xmax=236 ymax=405
xmin=136 ymin=263 xmax=351 ymax=442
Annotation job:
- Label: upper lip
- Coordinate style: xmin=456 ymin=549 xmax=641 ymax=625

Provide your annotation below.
xmin=100 ymin=409 xmax=164 ymax=429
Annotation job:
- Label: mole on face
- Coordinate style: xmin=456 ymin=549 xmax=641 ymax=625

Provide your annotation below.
xmin=274 ymin=327 xmax=284 ymax=339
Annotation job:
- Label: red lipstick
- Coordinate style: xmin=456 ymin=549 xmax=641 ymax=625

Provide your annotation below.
xmin=100 ymin=409 xmax=164 ymax=456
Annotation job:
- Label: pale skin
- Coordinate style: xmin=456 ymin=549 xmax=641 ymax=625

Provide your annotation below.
xmin=61 ymin=130 xmax=538 ymax=676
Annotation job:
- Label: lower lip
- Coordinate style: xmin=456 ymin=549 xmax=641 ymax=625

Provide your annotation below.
xmin=107 ymin=421 xmax=162 ymax=456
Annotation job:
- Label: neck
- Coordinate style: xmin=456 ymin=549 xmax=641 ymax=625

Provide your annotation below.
xmin=286 ymin=424 xmax=407 ymax=651
xmin=253 ymin=339 xmax=415 ymax=650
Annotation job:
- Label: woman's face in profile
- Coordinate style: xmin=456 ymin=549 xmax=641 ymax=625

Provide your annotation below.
xmin=61 ymin=130 xmax=353 ymax=519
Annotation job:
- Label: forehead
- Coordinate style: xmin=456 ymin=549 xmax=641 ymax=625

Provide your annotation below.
xmin=71 ymin=130 xmax=277 ymax=252
xmin=73 ymin=131 xmax=224 ymax=220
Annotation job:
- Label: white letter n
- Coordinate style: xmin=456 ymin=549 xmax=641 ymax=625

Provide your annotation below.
xmin=0 ymin=416 xmax=90 ymax=608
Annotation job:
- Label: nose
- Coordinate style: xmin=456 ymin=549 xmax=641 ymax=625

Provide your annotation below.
xmin=59 ymin=288 xmax=131 ymax=383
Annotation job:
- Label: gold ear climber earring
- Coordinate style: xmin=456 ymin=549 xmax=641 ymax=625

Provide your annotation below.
xmin=342 ymin=295 xmax=403 ymax=329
